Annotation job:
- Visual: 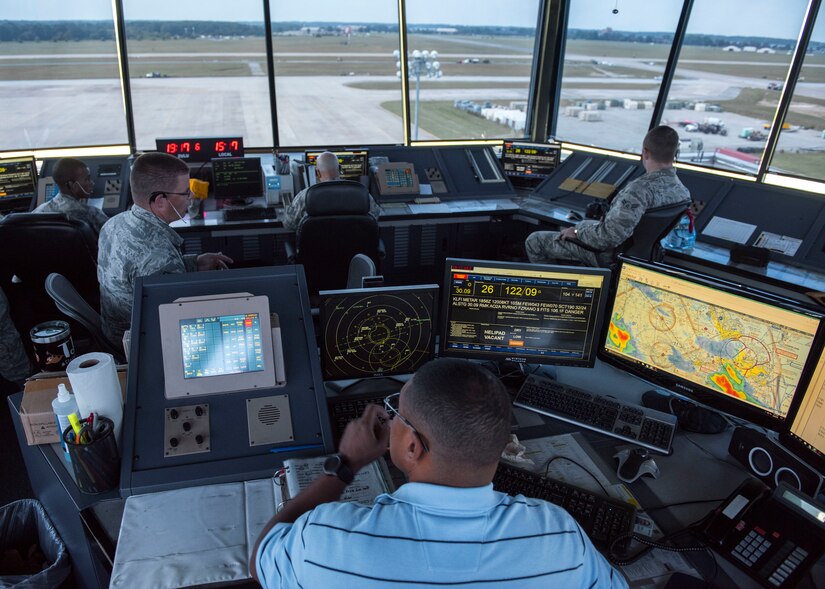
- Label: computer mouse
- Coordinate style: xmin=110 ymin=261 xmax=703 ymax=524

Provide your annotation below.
xmin=566 ymin=210 xmax=583 ymax=222
xmin=614 ymin=448 xmax=660 ymax=483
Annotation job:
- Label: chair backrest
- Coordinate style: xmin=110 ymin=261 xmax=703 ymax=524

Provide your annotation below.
xmin=613 ymin=200 xmax=691 ymax=263
xmin=0 ymin=212 xmax=100 ymax=308
xmin=44 ymin=273 xmax=125 ymax=362
xmin=347 ymin=253 xmax=377 ymax=289
xmin=295 ymin=180 xmax=381 ymax=294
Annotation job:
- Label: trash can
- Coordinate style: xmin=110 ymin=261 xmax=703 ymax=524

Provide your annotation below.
xmin=0 ymin=500 xmax=70 ymax=589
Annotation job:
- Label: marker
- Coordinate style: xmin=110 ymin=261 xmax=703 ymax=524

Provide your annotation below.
xmin=68 ymin=413 xmax=83 ymax=437
xmin=269 ymin=444 xmax=324 ymax=454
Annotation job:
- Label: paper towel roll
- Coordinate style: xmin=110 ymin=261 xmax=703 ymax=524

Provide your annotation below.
xmin=67 ymin=352 xmax=123 ymax=448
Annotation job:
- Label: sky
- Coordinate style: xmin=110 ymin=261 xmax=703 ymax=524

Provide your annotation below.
xmin=6 ymin=0 xmax=825 ymax=41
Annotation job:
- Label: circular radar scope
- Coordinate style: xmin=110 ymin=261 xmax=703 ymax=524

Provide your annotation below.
xmin=321 ymin=289 xmax=436 ymax=379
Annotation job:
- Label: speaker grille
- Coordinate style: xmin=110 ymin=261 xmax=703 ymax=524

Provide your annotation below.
xmin=258 ymin=405 xmax=281 ymax=425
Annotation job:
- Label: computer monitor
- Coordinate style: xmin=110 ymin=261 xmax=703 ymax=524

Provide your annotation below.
xmin=319 ymin=284 xmax=438 ymax=380
xmin=211 ymin=157 xmax=263 ymax=200
xmin=599 ymin=257 xmax=825 ymax=431
xmin=305 ymin=150 xmax=369 ymax=184
xmin=783 ymin=343 xmax=825 ymax=472
xmin=0 ymin=156 xmax=37 ymax=212
xmin=440 ymin=259 xmax=610 ymax=368
xmin=501 ymin=141 xmax=560 ymax=188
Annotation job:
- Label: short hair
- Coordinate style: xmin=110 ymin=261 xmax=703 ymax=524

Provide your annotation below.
xmin=130 ymin=152 xmax=190 ymax=204
xmin=405 ymin=359 xmax=511 ymax=468
xmin=52 ymin=158 xmax=88 ymax=192
xmin=315 ymin=151 xmax=340 ymax=179
xmin=643 ymin=125 xmax=680 ymax=163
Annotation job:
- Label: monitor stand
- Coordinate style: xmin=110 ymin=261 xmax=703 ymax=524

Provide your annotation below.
xmin=641 ymin=390 xmax=727 ymax=434
xmin=327 ymin=376 xmax=407 ymax=397
xmin=224 ymin=197 xmax=254 ymax=207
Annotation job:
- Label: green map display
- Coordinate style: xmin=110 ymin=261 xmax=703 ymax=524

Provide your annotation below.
xmin=606 ymin=273 xmax=817 ymax=419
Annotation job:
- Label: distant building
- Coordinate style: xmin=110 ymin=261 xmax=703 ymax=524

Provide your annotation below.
xmin=722 ymin=45 xmax=742 ymax=52
xmin=756 ymin=47 xmax=776 ymax=54
xmin=436 ymin=28 xmax=458 ymax=34
xmin=743 ymin=46 xmax=758 ymax=52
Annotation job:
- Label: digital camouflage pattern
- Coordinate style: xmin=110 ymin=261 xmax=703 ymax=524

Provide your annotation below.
xmin=33 ymin=193 xmax=109 ymax=235
xmin=525 ymin=167 xmax=690 ymax=267
xmin=98 ymin=206 xmax=197 ymax=345
xmin=0 ymin=286 xmax=31 ymax=385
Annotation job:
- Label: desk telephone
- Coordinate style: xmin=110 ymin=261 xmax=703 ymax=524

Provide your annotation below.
xmin=702 ymin=478 xmax=825 ymax=588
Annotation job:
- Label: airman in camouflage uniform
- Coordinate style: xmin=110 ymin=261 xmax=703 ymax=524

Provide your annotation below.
xmin=282 ymin=151 xmax=380 ymax=231
xmin=98 ymin=153 xmax=232 ymax=347
xmin=33 ymin=158 xmax=109 ymax=235
xmin=526 ymin=126 xmax=691 ymax=267
xmin=0 ymin=212 xmax=31 ymax=385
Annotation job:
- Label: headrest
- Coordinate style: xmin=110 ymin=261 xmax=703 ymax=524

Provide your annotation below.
xmin=305 ymin=180 xmax=370 ymax=217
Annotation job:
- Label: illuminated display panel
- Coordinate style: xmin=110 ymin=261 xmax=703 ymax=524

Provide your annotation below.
xmin=212 ymin=157 xmax=263 ymax=199
xmin=319 ymin=284 xmax=438 ymax=380
xmin=156 ymin=137 xmax=244 ymax=162
xmin=501 ymin=141 xmax=560 ymax=187
xmin=180 ymin=313 xmax=264 ymax=379
xmin=600 ymin=259 xmax=825 ymax=429
xmin=441 ymin=258 xmax=610 ymax=368
xmin=305 ymin=150 xmax=369 ymax=181
xmin=0 ymin=157 xmax=37 ymax=205
xmin=786 ymin=345 xmax=825 ymax=468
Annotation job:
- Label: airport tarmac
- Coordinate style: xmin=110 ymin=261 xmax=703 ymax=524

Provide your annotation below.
xmin=1 ymin=73 xmax=822 ymax=160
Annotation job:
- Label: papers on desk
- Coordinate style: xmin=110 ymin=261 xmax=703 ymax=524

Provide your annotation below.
xmin=407 ymin=203 xmax=451 ymax=214
xmin=275 ymin=456 xmax=393 ymax=508
xmin=701 ymin=216 xmax=757 ymax=244
xmin=753 ymin=231 xmax=802 ymax=257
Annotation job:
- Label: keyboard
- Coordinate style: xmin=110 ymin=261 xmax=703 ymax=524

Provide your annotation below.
xmin=513 ymin=373 xmax=677 ymax=454
xmin=327 ymin=393 xmax=388 ymax=443
xmin=493 ymin=462 xmax=635 ymax=551
xmin=222 ymin=205 xmax=278 ymax=222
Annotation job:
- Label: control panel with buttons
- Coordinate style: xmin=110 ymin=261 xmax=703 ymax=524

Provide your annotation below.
xmin=164 ymin=404 xmax=210 ymax=457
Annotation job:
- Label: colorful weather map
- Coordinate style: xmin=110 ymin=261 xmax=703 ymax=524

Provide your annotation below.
xmin=605 ymin=276 xmax=817 ymax=418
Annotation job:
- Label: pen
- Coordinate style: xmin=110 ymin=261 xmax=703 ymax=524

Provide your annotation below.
xmin=269 ymin=444 xmax=324 ymax=454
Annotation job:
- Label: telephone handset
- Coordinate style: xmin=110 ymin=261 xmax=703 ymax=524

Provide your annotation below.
xmin=702 ymin=478 xmax=825 ymax=588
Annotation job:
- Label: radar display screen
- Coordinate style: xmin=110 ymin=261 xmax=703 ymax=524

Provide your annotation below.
xmin=320 ymin=284 xmax=438 ymax=380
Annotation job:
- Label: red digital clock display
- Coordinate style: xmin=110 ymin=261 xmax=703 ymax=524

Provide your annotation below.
xmin=155 ymin=137 xmax=245 ymax=162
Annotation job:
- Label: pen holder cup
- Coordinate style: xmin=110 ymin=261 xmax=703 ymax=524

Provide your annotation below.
xmin=63 ymin=417 xmax=120 ymax=494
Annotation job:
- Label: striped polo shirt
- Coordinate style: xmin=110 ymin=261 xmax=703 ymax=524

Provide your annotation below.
xmin=255 ymin=482 xmax=628 ymax=588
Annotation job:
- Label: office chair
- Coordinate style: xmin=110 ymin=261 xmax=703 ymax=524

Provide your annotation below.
xmin=285 ymin=180 xmax=383 ymax=295
xmin=347 ymin=253 xmax=383 ymax=289
xmin=0 ymin=213 xmax=101 ymax=347
xmin=45 ymin=273 xmax=125 ymax=363
xmin=564 ymin=200 xmax=691 ymax=267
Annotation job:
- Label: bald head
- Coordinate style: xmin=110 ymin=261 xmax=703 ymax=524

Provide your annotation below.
xmin=315 ymin=152 xmax=341 ymax=182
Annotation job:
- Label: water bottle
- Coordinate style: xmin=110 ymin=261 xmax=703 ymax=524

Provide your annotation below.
xmin=52 ymin=383 xmax=78 ymax=461
xmin=665 ymin=212 xmax=696 ymax=252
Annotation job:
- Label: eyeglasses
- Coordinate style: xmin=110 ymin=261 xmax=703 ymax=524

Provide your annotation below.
xmin=383 ymin=392 xmax=429 ymax=453
xmin=149 ymin=189 xmax=192 ymax=203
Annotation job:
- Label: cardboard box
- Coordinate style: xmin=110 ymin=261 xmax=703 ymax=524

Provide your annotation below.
xmin=20 ymin=371 xmax=128 ymax=446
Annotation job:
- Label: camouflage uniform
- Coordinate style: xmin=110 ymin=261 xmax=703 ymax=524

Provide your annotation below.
xmin=0 ymin=287 xmax=31 ymax=385
xmin=98 ymin=206 xmax=197 ymax=346
xmin=33 ymin=193 xmax=109 ymax=235
xmin=0 ymin=213 xmax=31 ymax=384
xmin=282 ymin=186 xmax=381 ymax=231
xmin=525 ymin=167 xmax=690 ymax=267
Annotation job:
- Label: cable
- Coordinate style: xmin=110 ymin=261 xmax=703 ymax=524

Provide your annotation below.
xmin=543 ymin=455 xmax=609 ymax=497
xmin=608 ymin=515 xmax=711 ymax=566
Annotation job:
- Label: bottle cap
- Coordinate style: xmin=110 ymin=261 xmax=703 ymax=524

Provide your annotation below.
xmin=57 ymin=383 xmax=72 ymax=402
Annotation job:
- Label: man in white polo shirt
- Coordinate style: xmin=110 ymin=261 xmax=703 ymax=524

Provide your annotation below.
xmin=251 ymin=359 xmax=627 ymax=588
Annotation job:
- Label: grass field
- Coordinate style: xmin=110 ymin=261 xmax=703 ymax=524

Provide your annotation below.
xmin=769 ymin=152 xmax=825 ymax=180
xmin=381 ymin=100 xmax=514 ymax=139
xmin=348 ymin=80 xmax=529 ymax=91
xmin=716 ymin=87 xmax=825 ymax=129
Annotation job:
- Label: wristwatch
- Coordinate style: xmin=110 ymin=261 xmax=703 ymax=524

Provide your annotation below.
xmin=323 ymin=453 xmax=354 ymax=484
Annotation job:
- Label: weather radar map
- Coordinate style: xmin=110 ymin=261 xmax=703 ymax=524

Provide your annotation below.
xmin=605 ymin=265 xmax=818 ymax=419
xmin=320 ymin=288 xmax=436 ymax=379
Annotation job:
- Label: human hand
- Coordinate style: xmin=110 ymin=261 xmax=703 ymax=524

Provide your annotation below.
xmin=338 ymin=404 xmax=390 ymax=473
xmin=197 ymin=252 xmax=234 ymax=271
xmin=559 ymin=226 xmax=577 ymax=242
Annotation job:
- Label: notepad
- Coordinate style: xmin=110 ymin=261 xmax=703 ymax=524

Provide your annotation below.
xmin=274 ymin=456 xmax=394 ymax=510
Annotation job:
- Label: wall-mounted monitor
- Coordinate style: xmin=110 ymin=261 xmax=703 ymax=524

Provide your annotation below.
xmin=0 ymin=156 xmax=37 ymax=212
xmin=319 ymin=284 xmax=438 ymax=380
xmin=599 ymin=257 xmax=825 ymax=431
xmin=501 ymin=141 xmax=561 ymax=188
xmin=440 ymin=259 xmax=610 ymax=368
